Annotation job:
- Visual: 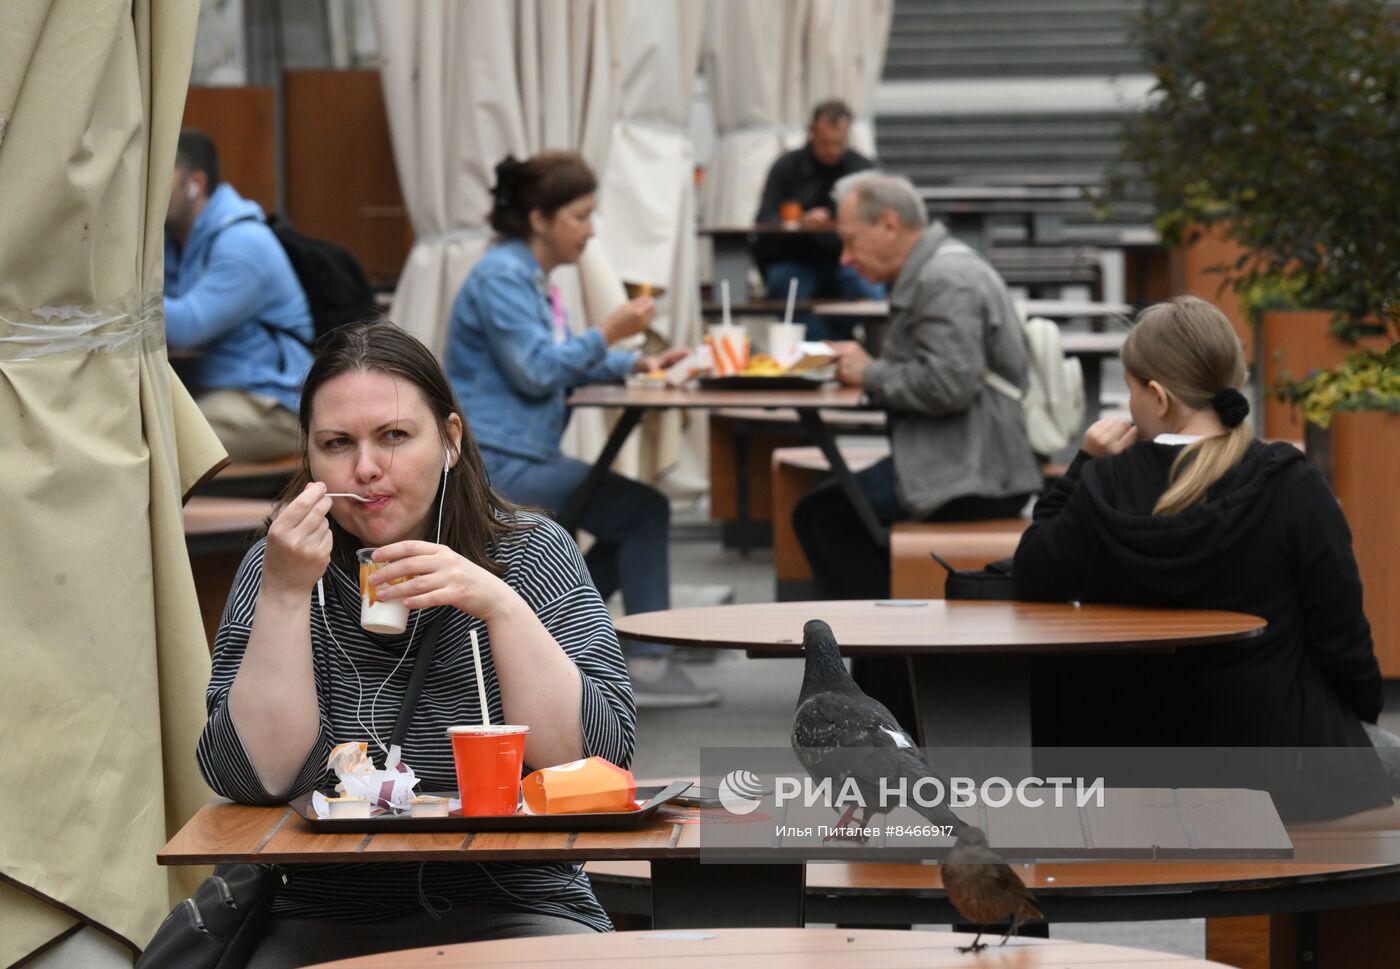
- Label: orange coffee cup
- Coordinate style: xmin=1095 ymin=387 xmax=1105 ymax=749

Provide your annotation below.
xmin=447 ymin=725 xmax=530 ymax=816
xmin=779 ymin=200 xmax=802 ymax=226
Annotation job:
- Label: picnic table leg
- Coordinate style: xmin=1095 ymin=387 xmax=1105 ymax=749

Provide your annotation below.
xmin=560 ymin=406 xmax=645 ymax=533
xmin=651 ymin=860 xmax=805 ymax=928
xmin=795 ymin=410 xmax=887 ymax=550
xmin=711 ymin=235 xmax=753 ymax=303
xmin=907 ymin=654 xmax=1033 ymax=779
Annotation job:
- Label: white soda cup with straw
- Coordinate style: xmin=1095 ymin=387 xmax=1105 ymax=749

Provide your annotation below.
xmin=768 ymin=277 xmax=806 ymax=367
xmin=707 ymin=280 xmax=749 ymax=375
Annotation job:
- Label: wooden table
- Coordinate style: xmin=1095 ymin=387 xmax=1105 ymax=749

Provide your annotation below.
xmin=158 ymin=797 xmax=804 ymax=929
xmin=566 ymin=384 xmax=891 ymax=548
xmin=584 ymin=822 xmax=1400 ymax=968
xmin=305 ymin=927 xmax=1238 ymax=968
xmin=159 ymin=781 xmax=1290 ymax=937
xmin=613 ymin=600 xmax=1266 ymax=750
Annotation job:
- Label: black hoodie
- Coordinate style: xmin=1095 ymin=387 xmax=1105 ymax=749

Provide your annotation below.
xmin=1014 ymin=439 xmax=1383 ymax=751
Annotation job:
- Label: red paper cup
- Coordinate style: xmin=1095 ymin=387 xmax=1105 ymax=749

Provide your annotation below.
xmin=447 ymin=725 xmax=530 ymax=816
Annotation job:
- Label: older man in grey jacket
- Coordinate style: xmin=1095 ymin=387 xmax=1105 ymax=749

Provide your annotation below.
xmin=793 ymin=170 xmax=1041 ymax=599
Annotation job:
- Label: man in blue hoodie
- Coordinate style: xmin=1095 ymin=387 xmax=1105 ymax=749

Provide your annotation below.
xmin=164 ymin=129 xmax=313 ymax=461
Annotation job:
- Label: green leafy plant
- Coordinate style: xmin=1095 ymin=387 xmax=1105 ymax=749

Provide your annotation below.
xmin=1120 ymin=0 xmax=1400 ymax=339
xmin=1274 ymin=343 xmax=1400 ymax=428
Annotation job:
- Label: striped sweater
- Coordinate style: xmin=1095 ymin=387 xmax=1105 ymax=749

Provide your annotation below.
xmin=196 ymin=512 xmax=636 ymax=928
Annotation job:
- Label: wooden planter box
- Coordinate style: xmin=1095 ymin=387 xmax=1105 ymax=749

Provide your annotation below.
xmin=1169 ymin=224 xmax=1254 ymax=359
xmin=1306 ymin=411 xmax=1400 ymax=677
xmin=1258 ymin=310 xmax=1392 ymax=439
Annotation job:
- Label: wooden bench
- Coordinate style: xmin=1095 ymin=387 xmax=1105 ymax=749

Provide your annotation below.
xmin=708 ymin=409 xmax=885 ymax=553
xmin=769 ymin=446 xmax=1052 ymax=600
xmin=889 ymin=517 xmax=1031 ymax=599
xmin=184 ymin=496 xmax=272 ymax=649
xmin=770 ymin=443 xmax=891 ymax=600
xmin=194 ymin=453 xmax=300 ymax=499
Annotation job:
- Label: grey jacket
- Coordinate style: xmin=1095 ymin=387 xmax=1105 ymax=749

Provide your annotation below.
xmin=862 ymin=222 xmax=1042 ymax=517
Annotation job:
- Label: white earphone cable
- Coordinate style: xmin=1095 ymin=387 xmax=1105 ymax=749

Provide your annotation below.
xmin=316 ymin=449 xmax=451 ymax=758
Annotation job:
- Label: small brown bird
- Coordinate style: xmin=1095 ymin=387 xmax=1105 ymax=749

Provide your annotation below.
xmin=940 ymin=826 xmax=1042 ymax=953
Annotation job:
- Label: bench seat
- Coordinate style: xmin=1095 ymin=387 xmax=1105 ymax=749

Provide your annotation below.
xmin=889 ymin=517 xmax=1030 ymax=599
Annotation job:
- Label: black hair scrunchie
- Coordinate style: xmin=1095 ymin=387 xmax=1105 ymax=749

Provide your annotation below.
xmin=1212 ymin=387 xmax=1249 ymax=428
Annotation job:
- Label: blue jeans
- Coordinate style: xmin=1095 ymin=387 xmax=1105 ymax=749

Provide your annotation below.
xmin=483 ymin=448 xmax=670 ymax=657
xmin=764 ymin=260 xmax=886 ymax=342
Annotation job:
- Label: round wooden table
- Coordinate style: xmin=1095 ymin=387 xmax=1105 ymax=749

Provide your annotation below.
xmin=307 ymin=927 xmax=1236 ymax=968
xmin=613 ymin=599 xmax=1266 ymax=748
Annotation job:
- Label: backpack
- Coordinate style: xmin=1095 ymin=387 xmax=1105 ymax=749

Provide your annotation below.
xmin=265 ymin=214 xmax=380 ymax=344
xmin=1010 ymin=312 xmax=1085 ymax=457
xmin=212 ymin=214 xmax=379 ymax=347
xmin=934 ymin=239 xmax=1085 ymax=456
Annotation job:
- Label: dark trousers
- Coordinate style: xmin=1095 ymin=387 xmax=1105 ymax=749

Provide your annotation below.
xmin=792 ymin=456 xmax=1030 ymax=600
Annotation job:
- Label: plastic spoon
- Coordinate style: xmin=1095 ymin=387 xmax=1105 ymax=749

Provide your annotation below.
xmin=325 ymin=493 xmax=373 ymax=502
xmin=783 ymin=277 xmax=798 ymax=327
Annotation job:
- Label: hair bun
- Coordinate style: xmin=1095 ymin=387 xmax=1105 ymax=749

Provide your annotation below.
xmin=492 ymin=155 xmax=523 ymax=208
xmin=1211 ymin=387 xmax=1249 ymax=428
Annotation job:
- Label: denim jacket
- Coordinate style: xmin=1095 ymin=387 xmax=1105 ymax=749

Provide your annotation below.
xmin=446 ymin=240 xmax=637 ymax=460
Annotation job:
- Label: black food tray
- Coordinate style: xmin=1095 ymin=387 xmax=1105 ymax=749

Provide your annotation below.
xmin=698 ymin=374 xmax=830 ymax=390
xmin=290 ymin=780 xmax=691 ymax=833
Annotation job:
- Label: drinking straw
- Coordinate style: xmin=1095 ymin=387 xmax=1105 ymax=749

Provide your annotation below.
xmin=470 ymin=628 xmax=491 ymax=726
xmin=721 ymin=279 xmax=732 ymax=330
xmin=783 ymin=277 xmax=799 ymax=327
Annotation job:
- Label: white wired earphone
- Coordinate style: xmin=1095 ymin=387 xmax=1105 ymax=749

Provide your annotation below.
xmin=314 ymin=447 xmax=451 ymax=764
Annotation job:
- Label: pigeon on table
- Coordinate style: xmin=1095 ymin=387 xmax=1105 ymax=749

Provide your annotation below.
xmin=941 ymin=825 xmax=1042 ymax=952
xmin=791 ymin=619 xmax=967 ymax=841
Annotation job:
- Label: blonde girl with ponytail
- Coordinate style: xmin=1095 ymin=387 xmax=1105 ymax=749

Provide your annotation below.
xmin=1116 ymin=296 xmax=1254 ymax=514
xmin=1014 ymin=296 xmax=1391 ymax=781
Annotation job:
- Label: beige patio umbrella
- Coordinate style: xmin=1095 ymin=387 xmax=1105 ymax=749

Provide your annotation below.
xmin=0 ymin=0 xmax=224 ymax=963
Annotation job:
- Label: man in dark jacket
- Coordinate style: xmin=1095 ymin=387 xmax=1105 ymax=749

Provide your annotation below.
xmin=753 ymin=100 xmax=885 ymax=340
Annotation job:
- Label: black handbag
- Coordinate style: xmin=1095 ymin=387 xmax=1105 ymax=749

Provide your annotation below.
xmin=135 ymin=864 xmax=287 ymax=969
xmin=930 ymin=551 xmax=1017 ymax=600
xmin=138 ymin=609 xmax=451 ymax=968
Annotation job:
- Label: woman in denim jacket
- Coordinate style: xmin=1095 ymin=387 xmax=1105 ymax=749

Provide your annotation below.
xmin=446 ymin=152 xmax=717 ymax=708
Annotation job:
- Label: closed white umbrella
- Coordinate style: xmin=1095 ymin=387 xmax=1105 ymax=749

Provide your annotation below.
xmin=804 ymin=0 xmax=893 ymax=158
xmin=594 ymin=0 xmax=705 ymax=351
xmin=0 ymin=1 xmax=224 ymax=963
xmin=699 ymin=0 xmax=809 ymax=228
xmin=372 ymin=0 xmax=625 ymax=355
